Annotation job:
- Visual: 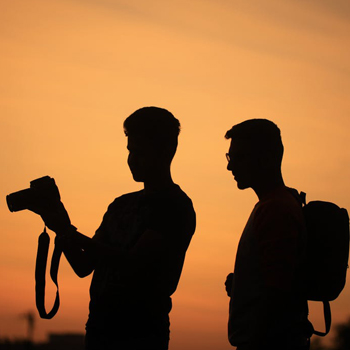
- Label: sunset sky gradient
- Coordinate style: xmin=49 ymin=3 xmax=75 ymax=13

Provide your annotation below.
xmin=1 ymin=1 xmax=350 ymax=349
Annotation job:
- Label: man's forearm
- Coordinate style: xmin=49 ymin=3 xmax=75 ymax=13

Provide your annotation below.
xmin=56 ymin=226 xmax=126 ymax=277
xmin=55 ymin=226 xmax=96 ymax=277
xmin=72 ymin=231 xmax=126 ymax=265
xmin=62 ymin=244 xmax=95 ymax=278
xmin=57 ymin=225 xmax=163 ymax=286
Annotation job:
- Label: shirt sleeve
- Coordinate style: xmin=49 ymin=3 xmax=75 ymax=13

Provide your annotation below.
xmin=92 ymin=197 xmax=121 ymax=243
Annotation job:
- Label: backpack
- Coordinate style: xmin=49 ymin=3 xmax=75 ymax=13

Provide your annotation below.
xmin=299 ymin=191 xmax=350 ymax=337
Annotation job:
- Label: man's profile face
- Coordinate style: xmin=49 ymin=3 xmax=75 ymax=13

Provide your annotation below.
xmin=127 ymin=136 xmax=159 ymax=182
xmin=227 ymin=139 xmax=259 ymax=190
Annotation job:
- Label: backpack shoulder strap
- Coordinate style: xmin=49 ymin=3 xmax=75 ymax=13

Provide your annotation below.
xmin=299 ymin=191 xmax=307 ymax=206
xmin=286 ymin=187 xmax=306 ymax=206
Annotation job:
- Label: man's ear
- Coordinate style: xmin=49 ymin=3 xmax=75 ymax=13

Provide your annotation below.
xmin=160 ymin=145 xmax=175 ymax=164
xmin=258 ymin=151 xmax=274 ymax=170
xmin=264 ymin=150 xmax=281 ymax=172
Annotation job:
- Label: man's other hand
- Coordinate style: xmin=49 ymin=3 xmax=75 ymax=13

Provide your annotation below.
xmin=225 ymin=272 xmax=234 ymax=296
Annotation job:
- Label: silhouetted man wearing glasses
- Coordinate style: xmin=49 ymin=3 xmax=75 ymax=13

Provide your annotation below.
xmin=224 ymin=119 xmax=311 ymax=350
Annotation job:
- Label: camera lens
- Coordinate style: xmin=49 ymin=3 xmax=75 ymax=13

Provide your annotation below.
xmin=6 ymin=189 xmax=32 ymax=212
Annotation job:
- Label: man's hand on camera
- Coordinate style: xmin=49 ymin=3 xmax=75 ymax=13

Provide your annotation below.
xmin=32 ymin=201 xmax=71 ymax=234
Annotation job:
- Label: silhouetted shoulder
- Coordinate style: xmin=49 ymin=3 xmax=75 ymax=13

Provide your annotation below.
xmin=154 ymin=185 xmax=195 ymax=215
xmin=256 ymin=186 xmax=303 ymax=218
xmin=145 ymin=184 xmax=196 ymax=243
xmin=252 ymin=186 xmax=305 ymax=243
xmin=107 ymin=190 xmax=144 ymax=211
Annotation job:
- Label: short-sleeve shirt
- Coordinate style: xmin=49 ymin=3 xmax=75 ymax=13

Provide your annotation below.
xmin=228 ymin=186 xmax=307 ymax=346
xmin=86 ymin=184 xmax=196 ymax=339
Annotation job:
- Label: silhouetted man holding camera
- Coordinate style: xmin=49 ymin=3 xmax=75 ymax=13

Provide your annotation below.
xmin=224 ymin=119 xmax=311 ymax=350
xmin=34 ymin=107 xmax=196 ymax=350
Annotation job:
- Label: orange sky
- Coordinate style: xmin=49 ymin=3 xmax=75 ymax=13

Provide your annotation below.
xmin=1 ymin=0 xmax=350 ymax=348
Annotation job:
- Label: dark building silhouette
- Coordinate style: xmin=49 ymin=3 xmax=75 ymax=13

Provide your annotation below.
xmin=0 ymin=333 xmax=84 ymax=350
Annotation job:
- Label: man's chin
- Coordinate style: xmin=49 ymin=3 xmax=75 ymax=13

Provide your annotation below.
xmin=236 ymin=180 xmax=249 ymax=190
xmin=131 ymin=173 xmax=144 ymax=182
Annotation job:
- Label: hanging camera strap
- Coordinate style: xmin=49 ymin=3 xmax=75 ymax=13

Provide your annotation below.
xmin=35 ymin=227 xmax=61 ymax=319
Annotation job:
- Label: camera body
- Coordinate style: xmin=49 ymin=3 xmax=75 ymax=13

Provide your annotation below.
xmin=6 ymin=176 xmax=61 ymax=212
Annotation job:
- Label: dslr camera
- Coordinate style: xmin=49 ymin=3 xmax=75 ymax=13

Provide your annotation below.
xmin=6 ymin=176 xmax=61 ymax=213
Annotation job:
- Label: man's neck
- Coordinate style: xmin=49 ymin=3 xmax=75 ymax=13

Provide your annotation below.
xmin=143 ymin=172 xmax=174 ymax=194
xmin=252 ymin=175 xmax=285 ymax=200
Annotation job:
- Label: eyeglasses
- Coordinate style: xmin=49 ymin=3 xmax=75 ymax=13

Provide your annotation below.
xmin=226 ymin=153 xmax=230 ymax=162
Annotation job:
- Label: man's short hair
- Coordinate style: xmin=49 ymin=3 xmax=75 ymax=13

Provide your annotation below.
xmin=225 ymin=119 xmax=284 ymax=164
xmin=124 ymin=106 xmax=180 ymax=158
